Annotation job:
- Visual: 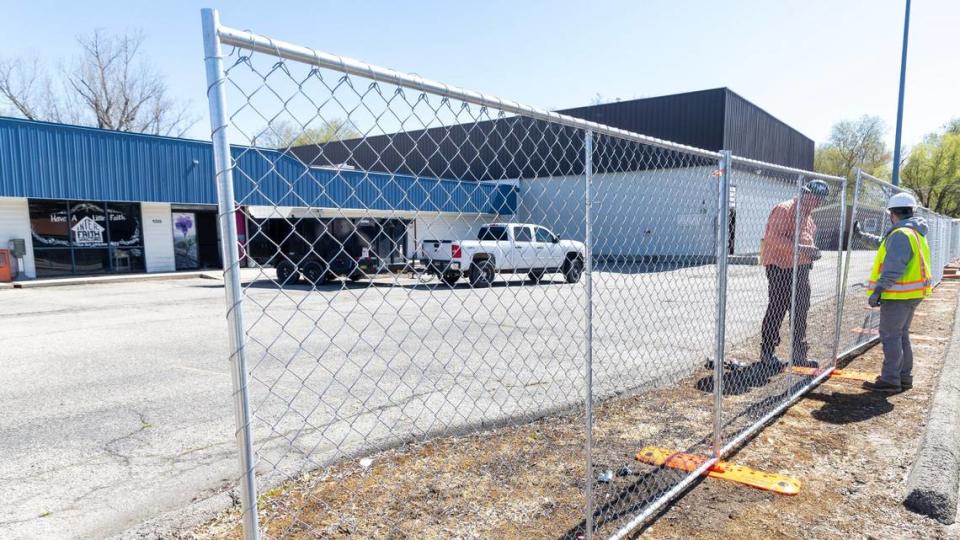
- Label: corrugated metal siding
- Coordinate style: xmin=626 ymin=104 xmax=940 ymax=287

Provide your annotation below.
xmin=558 ymin=88 xmax=727 ymax=152
xmin=0 ymin=117 xmax=217 ymax=204
xmin=722 ymin=90 xmax=814 ymax=170
xmin=0 ymin=116 xmax=512 ymax=214
xmin=298 ymin=88 xmax=812 ymax=177
xmin=232 ymin=147 xmax=515 ymax=214
xmin=293 ymin=118 xmax=586 ymax=181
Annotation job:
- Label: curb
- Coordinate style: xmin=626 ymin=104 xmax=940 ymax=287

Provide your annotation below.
xmin=904 ymin=288 xmax=960 ymax=524
xmin=10 ymin=271 xmax=218 ymax=289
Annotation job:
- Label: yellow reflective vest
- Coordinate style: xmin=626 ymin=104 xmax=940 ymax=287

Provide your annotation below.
xmin=867 ymin=227 xmax=932 ymax=300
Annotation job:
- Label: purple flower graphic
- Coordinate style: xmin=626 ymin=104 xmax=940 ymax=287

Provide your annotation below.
xmin=175 ymin=214 xmax=193 ymax=236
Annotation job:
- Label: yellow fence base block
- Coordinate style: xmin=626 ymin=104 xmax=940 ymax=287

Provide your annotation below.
xmin=635 ymin=447 xmax=801 ymax=495
xmin=789 ymin=366 xmax=878 ymax=383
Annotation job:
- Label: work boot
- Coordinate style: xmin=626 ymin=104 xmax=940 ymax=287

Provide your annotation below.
xmin=759 ymin=353 xmax=786 ymax=375
xmin=862 ymin=378 xmax=902 ymax=393
xmin=791 ymin=357 xmax=819 ymax=369
xmin=901 ymin=379 xmax=913 ymax=391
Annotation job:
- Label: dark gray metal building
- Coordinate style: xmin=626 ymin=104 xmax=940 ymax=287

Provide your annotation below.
xmin=292 ymin=88 xmax=813 ymax=179
xmin=559 ymin=88 xmax=813 ymax=170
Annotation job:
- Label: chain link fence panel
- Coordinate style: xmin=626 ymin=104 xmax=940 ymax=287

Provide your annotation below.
xmin=210 ymin=36 xmax=596 ymax=540
xmin=836 ymin=172 xmax=896 ymax=357
xmin=719 ymin=162 xmax=845 ymax=446
xmin=584 ymin=136 xmax=722 ymax=538
xmin=200 ymin=10 xmax=959 ymax=540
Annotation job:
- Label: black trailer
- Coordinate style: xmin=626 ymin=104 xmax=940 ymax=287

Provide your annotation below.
xmin=247 ymin=216 xmax=410 ymax=284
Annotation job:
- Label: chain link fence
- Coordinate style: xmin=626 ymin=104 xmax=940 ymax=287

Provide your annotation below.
xmin=718 ymin=163 xmax=845 ymax=446
xmin=200 ymin=10 xmax=959 ymax=539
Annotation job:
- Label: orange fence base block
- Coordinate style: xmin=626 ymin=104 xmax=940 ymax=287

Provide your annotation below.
xmin=789 ymin=366 xmax=877 ymax=383
xmin=635 ymin=447 xmax=801 ymax=495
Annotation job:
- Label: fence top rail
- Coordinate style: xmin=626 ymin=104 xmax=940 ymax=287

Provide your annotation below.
xmin=859 ymin=169 xmax=900 ymax=186
xmin=213 ymin=12 xmax=841 ymax=184
xmin=212 ymin=16 xmax=726 ymax=160
xmin=857 ymin=169 xmax=957 ymax=222
xmin=730 ymin=155 xmax=845 ymax=182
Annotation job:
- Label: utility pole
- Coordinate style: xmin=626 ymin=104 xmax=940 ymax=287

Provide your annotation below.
xmin=892 ymin=0 xmax=911 ymax=186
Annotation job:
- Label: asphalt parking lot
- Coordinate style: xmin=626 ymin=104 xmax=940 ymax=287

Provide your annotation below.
xmin=0 ymin=252 xmax=873 ymax=538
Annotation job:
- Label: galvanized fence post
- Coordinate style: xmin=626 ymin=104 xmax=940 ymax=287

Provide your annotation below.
xmin=201 ymin=8 xmax=261 ymax=540
xmin=712 ymin=150 xmax=732 ymax=457
xmin=787 ymin=174 xmax=804 ymax=372
xmin=837 ymin=170 xmax=863 ymax=357
xmin=583 ymin=129 xmax=595 ymax=540
xmin=831 ymin=177 xmax=848 ymax=364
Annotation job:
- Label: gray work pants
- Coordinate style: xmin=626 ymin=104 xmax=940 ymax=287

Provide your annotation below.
xmin=879 ymin=298 xmax=923 ymax=386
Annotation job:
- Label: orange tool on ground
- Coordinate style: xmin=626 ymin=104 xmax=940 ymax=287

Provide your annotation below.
xmin=635 ymin=447 xmax=801 ymax=495
xmin=789 ymin=366 xmax=877 ymax=383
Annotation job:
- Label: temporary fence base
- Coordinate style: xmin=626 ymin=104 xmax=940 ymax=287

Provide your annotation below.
xmin=635 ymin=447 xmax=802 ymax=495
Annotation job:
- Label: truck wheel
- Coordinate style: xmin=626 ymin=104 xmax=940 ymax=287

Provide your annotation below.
xmin=441 ymin=271 xmax=461 ymax=287
xmin=469 ymin=260 xmax=495 ymax=288
xmin=302 ymin=262 xmax=329 ymax=285
xmin=528 ymin=269 xmax=546 ymax=283
xmin=275 ymin=261 xmax=299 ymax=286
xmin=563 ymin=258 xmax=583 ymax=284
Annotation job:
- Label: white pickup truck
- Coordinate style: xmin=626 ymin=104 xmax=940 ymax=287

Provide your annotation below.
xmin=420 ymin=223 xmax=586 ymax=287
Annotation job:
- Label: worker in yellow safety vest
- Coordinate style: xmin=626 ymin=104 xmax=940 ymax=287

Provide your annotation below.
xmin=854 ymin=192 xmax=932 ymax=393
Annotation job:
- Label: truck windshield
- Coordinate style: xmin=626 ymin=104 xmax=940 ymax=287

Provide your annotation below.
xmin=478 ymin=226 xmax=508 ymax=241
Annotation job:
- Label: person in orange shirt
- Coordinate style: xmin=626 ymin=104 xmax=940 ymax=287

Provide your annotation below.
xmin=759 ymin=180 xmax=830 ymax=370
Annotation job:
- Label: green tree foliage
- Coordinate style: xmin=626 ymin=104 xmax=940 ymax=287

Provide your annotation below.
xmin=814 ymin=115 xmax=891 ymax=180
xmin=254 ymin=119 xmax=360 ymax=149
xmin=901 ymin=120 xmax=960 ymax=217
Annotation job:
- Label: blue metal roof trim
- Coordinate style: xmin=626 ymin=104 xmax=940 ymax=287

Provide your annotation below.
xmin=0 ymin=116 xmax=515 ymax=215
xmin=0 ymin=116 xmax=218 ymax=204
xmin=230 ymin=146 xmax=516 ymax=214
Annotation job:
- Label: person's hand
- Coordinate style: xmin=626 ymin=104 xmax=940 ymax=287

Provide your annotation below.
xmin=800 ymin=245 xmax=821 ymax=260
xmin=868 ymin=291 xmax=882 ymax=307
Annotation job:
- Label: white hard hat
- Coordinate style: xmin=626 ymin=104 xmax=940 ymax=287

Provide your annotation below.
xmin=887 ymin=192 xmax=918 ymax=209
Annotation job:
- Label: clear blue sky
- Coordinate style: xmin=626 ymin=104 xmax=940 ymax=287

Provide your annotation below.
xmin=3 ymin=0 xmax=958 ymax=149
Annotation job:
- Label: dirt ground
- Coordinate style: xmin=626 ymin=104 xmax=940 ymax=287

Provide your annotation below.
xmin=193 ymin=281 xmax=959 ymax=539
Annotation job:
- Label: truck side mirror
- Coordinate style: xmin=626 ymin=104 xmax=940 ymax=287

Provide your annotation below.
xmin=552 ymin=236 xmax=559 ymax=244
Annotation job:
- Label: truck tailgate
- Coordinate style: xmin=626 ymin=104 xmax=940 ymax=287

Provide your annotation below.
xmin=420 ymin=239 xmax=453 ymax=260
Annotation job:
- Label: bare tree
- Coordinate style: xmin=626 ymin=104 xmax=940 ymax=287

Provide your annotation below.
xmin=66 ymin=30 xmax=195 ymax=136
xmin=0 ymin=30 xmax=195 ymax=137
xmin=0 ymin=57 xmax=63 ymax=121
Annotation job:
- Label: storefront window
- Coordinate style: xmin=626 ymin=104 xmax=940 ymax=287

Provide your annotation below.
xmin=29 ymin=199 xmax=144 ymax=277
xmin=107 ymin=203 xmax=145 ymax=273
xmin=107 ymin=203 xmax=142 ymax=246
xmin=73 ymin=249 xmax=111 ymax=274
xmin=69 ymin=202 xmax=108 ymax=247
xmin=33 ymin=248 xmax=73 ymax=276
xmin=29 ymin=200 xmax=71 ymax=247
xmin=110 ymin=248 xmax=146 ymax=273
